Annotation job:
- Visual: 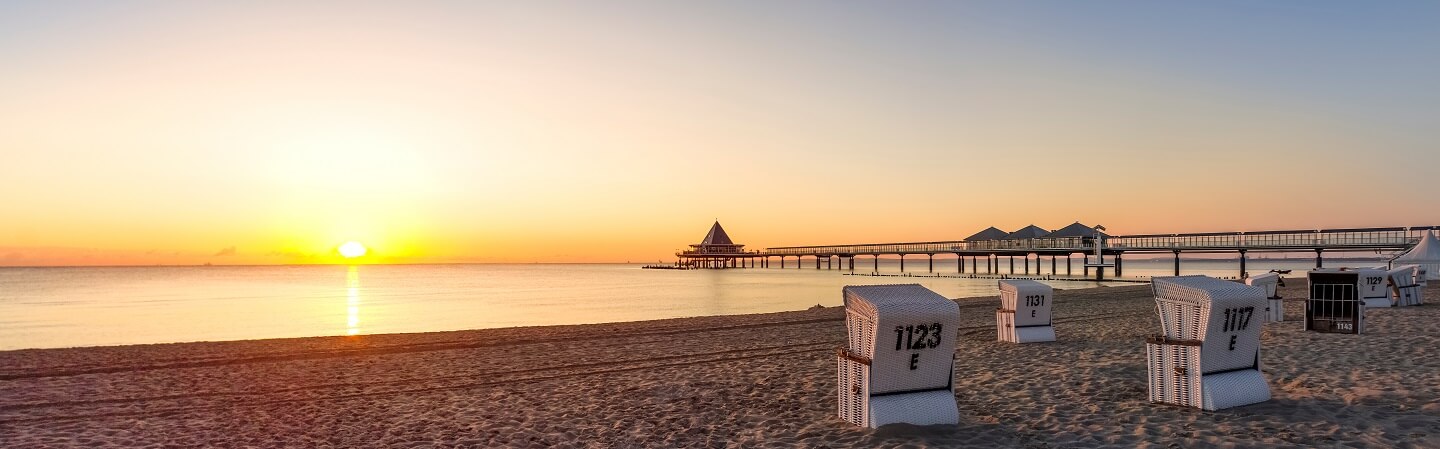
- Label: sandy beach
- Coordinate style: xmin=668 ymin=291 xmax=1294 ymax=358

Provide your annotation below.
xmin=2 ymin=280 xmax=1438 ymax=448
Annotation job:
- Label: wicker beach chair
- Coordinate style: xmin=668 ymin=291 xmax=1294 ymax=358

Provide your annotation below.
xmin=1244 ymin=272 xmax=1284 ymax=322
xmin=1386 ymin=265 xmax=1423 ymax=307
xmin=837 ymin=284 xmax=960 ymax=428
xmin=1305 ymin=269 xmax=1371 ymax=334
xmin=1146 ymin=276 xmax=1270 ymax=411
xmin=996 ymin=280 xmax=1056 ymax=343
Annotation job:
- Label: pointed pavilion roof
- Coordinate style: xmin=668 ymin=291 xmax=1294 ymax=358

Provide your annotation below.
xmin=700 ymin=221 xmax=735 ymax=246
xmin=1004 ymin=225 xmax=1050 ymax=240
xmin=1044 ymin=222 xmax=1109 ymax=238
xmin=964 ymin=226 xmax=1010 ymax=241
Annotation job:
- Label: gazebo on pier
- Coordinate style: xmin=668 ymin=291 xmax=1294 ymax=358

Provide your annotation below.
xmin=677 ymin=221 xmax=757 ymax=269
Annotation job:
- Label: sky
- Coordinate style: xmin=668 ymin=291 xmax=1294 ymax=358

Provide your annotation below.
xmin=1 ymin=1 xmax=1437 ymax=265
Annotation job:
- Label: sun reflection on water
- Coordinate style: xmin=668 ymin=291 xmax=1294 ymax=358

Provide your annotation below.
xmin=346 ymin=265 xmax=360 ymax=335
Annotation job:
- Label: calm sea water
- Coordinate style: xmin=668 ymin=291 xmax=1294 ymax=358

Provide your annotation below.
xmin=0 ymin=257 xmax=1379 ymax=350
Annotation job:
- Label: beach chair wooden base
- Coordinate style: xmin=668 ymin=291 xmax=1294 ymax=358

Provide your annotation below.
xmin=996 ymin=310 xmax=1055 ymax=343
xmin=1146 ymin=339 xmax=1270 ymax=411
xmin=836 ymin=354 xmax=958 ymax=428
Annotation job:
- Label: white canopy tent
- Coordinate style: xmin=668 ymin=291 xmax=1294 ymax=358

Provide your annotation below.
xmin=1392 ymin=230 xmax=1440 ymax=280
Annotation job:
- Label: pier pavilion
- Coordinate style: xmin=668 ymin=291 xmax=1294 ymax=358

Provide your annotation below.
xmin=676 ymin=221 xmax=761 ymax=269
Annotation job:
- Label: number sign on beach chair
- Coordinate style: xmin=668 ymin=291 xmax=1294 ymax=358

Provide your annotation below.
xmin=1349 ymin=268 xmax=1394 ymax=308
xmin=1387 ymin=265 xmax=1423 ymax=307
xmin=996 ymin=280 xmax=1055 ymax=343
xmin=837 ymin=284 xmax=960 ymax=428
xmin=1146 ymin=276 xmax=1270 ymax=411
xmin=1305 ymin=269 xmax=1370 ymax=334
xmin=1244 ymin=272 xmax=1284 ymax=322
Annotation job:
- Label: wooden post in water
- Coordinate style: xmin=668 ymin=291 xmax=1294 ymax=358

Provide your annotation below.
xmin=1173 ymin=250 xmax=1181 ymax=276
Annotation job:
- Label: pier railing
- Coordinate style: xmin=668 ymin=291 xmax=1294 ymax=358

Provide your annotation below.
xmin=762 ymin=226 xmax=1438 ymax=257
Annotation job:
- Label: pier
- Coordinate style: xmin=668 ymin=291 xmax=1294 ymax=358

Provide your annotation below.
xmin=673 ymin=221 xmax=1440 ymax=280
xmin=758 ymin=224 xmax=1440 ymax=280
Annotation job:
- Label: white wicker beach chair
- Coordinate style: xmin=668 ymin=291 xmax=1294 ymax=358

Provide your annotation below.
xmin=1305 ymin=269 xmax=1368 ymax=334
xmin=1244 ymin=273 xmax=1283 ymax=322
xmin=1387 ymin=265 xmax=1423 ymax=307
xmin=996 ymin=280 xmax=1055 ymax=343
xmin=1348 ymin=268 xmax=1393 ymax=308
xmin=837 ymin=284 xmax=960 ymax=428
xmin=1146 ymin=276 xmax=1270 ymax=411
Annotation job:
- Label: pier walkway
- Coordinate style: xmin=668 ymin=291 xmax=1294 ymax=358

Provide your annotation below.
xmin=752 ymin=226 xmax=1440 ymax=279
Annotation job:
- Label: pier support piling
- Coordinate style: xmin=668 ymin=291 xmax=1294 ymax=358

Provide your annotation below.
xmin=1315 ymin=249 xmax=1323 ymax=268
xmin=1239 ymin=250 xmax=1247 ymax=278
xmin=928 ymin=253 xmax=934 ymax=273
xmin=1173 ymin=250 xmax=1181 ymax=276
xmin=1115 ymin=253 xmax=1123 ymax=277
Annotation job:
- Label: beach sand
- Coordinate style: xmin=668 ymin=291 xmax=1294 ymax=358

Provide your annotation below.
xmin=2 ymin=280 xmax=1438 ymax=448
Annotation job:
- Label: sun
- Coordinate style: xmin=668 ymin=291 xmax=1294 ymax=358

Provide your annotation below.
xmin=338 ymin=241 xmax=368 ymax=258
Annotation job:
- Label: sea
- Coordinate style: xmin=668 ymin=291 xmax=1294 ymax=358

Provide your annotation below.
xmin=0 ymin=257 xmax=1383 ymax=350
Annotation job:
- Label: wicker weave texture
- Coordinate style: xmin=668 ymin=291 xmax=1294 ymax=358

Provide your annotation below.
xmin=1200 ymin=369 xmax=1271 ymax=411
xmin=1147 ymin=342 xmax=1269 ymax=410
xmin=842 ymin=285 xmax=960 ymax=394
xmin=867 ymin=389 xmax=960 ymax=427
xmin=836 ymin=356 xmax=869 ymax=427
xmin=1245 ymin=273 xmax=1280 ymax=299
xmin=999 ymin=279 xmax=1053 ymax=327
xmin=1147 ymin=275 xmax=1269 ymax=411
xmin=1392 ymin=285 xmax=1422 ymax=307
xmin=996 ymin=310 xmax=1015 ymax=343
xmin=1265 ymin=299 xmax=1284 ymax=323
xmin=1388 ymin=266 xmax=1422 ymax=307
xmin=1146 ymin=342 xmax=1200 ymax=407
xmin=1152 ymin=276 xmax=1265 ymax=342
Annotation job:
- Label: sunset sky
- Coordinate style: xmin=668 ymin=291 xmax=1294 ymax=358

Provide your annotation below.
xmin=2 ymin=1 xmax=1437 ymax=265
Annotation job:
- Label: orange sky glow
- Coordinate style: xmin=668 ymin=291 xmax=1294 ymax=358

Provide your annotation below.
xmin=2 ymin=2 xmax=1437 ymax=266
